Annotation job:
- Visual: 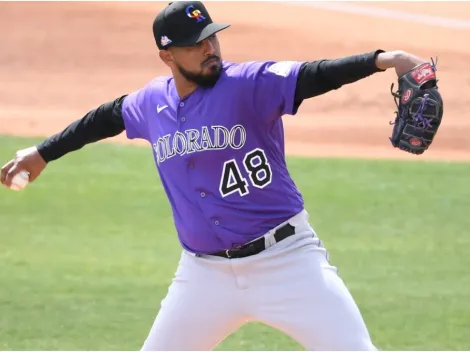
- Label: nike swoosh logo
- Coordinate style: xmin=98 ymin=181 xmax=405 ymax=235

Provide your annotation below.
xmin=157 ymin=105 xmax=168 ymax=113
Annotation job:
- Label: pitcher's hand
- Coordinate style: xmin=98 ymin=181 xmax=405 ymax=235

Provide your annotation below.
xmin=1 ymin=146 xmax=47 ymax=188
xmin=375 ymin=50 xmax=427 ymax=76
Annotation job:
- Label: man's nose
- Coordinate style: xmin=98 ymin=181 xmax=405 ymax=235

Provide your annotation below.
xmin=204 ymin=39 xmax=216 ymax=55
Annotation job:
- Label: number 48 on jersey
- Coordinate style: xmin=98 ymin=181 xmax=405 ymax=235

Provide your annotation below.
xmin=219 ymin=148 xmax=273 ymax=197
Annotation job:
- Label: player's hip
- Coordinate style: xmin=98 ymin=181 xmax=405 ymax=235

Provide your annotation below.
xmin=186 ymin=208 xmax=322 ymax=260
xmin=179 ymin=213 xmax=331 ymax=288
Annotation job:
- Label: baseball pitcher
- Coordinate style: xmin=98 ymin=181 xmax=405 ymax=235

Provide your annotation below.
xmin=1 ymin=1 xmax=443 ymax=350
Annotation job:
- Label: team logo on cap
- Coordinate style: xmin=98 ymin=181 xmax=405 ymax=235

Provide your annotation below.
xmin=160 ymin=35 xmax=172 ymax=47
xmin=186 ymin=5 xmax=206 ymax=23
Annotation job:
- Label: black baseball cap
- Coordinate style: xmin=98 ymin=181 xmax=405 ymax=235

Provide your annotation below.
xmin=153 ymin=1 xmax=230 ymax=50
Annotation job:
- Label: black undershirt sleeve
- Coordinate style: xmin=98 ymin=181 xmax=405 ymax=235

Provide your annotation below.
xmin=294 ymin=49 xmax=386 ymax=108
xmin=36 ymin=50 xmax=386 ymax=163
xmin=36 ymin=95 xmax=127 ymax=163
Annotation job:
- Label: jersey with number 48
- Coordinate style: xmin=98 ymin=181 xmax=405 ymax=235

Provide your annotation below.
xmin=122 ymin=60 xmax=305 ymax=254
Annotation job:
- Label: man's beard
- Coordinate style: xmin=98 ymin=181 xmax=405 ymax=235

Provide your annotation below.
xmin=177 ymin=57 xmax=222 ymax=88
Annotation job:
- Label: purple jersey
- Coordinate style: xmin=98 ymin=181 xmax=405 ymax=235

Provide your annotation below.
xmin=122 ymin=60 xmax=306 ymax=254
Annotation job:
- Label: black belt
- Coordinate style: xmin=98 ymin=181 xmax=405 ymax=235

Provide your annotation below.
xmin=211 ymin=223 xmax=296 ymax=259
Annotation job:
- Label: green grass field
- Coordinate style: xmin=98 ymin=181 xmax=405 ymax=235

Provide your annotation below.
xmin=1 ymin=135 xmax=469 ymax=351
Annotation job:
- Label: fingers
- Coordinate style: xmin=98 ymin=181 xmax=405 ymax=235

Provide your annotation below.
xmin=4 ymin=163 xmax=20 ymax=188
xmin=1 ymin=160 xmax=29 ymax=188
xmin=1 ymin=160 xmax=14 ymax=187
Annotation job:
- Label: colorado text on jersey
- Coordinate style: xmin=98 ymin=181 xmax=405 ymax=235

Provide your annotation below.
xmin=152 ymin=124 xmax=247 ymax=165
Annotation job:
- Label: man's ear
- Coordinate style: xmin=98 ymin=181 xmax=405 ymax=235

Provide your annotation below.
xmin=159 ymin=49 xmax=174 ymax=67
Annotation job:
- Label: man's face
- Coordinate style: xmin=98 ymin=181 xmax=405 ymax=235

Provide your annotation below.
xmin=165 ymin=34 xmax=223 ymax=87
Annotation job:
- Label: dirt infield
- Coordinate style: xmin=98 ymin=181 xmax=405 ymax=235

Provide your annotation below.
xmin=1 ymin=1 xmax=469 ymax=161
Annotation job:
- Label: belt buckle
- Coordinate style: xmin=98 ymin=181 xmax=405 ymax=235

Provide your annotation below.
xmin=226 ymin=244 xmax=243 ymax=258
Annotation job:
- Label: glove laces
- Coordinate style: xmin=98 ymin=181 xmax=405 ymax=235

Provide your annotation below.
xmin=412 ymin=94 xmax=433 ymax=129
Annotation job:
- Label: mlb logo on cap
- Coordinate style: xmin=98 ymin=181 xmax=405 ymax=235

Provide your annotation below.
xmin=160 ymin=35 xmax=172 ymax=47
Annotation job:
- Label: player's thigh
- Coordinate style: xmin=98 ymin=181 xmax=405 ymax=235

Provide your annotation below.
xmin=289 ymin=265 xmax=376 ymax=350
xmin=141 ymin=285 xmax=244 ymax=351
xmin=252 ymin=243 xmax=376 ymax=350
xmin=141 ymin=254 xmax=247 ymax=351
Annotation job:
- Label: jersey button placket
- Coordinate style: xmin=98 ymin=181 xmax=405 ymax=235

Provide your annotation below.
xmin=176 ymin=101 xmax=186 ymax=129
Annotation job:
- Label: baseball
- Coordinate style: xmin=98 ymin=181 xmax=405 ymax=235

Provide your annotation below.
xmin=10 ymin=170 xmax=30 ymax=191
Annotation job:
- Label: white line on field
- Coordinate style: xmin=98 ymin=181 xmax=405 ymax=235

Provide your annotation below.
xmin=285 ymin=1 xmax=470 ymax=29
